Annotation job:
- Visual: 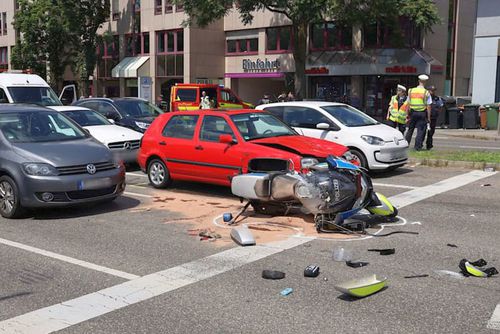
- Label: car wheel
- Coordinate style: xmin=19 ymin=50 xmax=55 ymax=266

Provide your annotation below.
xmin=349 ymin=149 xmax=368 ymax=169
xmin=147 ymin=159 xmax=171 ymax=188
xmin=0 ymin=176 xmax=25 ymax=219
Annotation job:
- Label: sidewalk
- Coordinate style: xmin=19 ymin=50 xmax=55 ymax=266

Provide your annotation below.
xmin=435 ymin=128 xmax=500 ymax=141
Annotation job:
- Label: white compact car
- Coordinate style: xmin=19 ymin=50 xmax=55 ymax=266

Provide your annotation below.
xmin=257 ymin=101 xmax=409 ymax=171
xmin=49 ymin=106 xmax=143 ymax=163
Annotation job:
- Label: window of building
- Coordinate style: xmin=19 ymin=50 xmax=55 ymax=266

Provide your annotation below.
xmin=0 ymin=12 xmax=6 ymax=35
xmin=226 ymin=38 xmax=258 ymax=55
xmin=266 ymin=26 xmax=292 ymax=53
xmin=126 ymin=32 xmax=150 ymax=56
xmin=165 ymin=0 xmax=173 ymax=13
xmin=154 ymin=0 xmax=162 ymax=15
xmin=156 ymin=29 xmax=184 ymax=77
xmin=133 ymin=0 xmax=140 ymax=12
xmin=310 ymin=22 xmax=351 ymax=51
xmin=176 ymin=2 xmax=184 ymax=12
xmin=97 ymin=36 xmax=119 ymax=79
xmin=162 ymin=115 xmax=199 ymax=139
xmin=112 ymin=0 xmax=120 ymax=20
xmin=364 ymin=18 xmax=421 ymax=49
xmin=0 ymin=47 xmax=8 ymax=72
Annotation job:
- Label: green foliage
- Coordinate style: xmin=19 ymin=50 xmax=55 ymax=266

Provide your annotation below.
xmin=178 ymin=0 xmax=441 ymax=99
xmin=12 ymin=0 xmax=109 ymax=92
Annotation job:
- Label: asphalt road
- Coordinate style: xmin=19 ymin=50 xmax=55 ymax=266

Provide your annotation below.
xmin=411 ymin=130 xmax=500 ymax=151
xmin=0 ymin=165 xmax=499 ymax=333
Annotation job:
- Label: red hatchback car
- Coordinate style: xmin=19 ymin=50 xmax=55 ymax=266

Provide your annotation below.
xmin=138 ymin=110 xmax=350 ymax=188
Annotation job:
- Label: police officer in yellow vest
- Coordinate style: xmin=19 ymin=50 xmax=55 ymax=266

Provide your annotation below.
xmin=405 ymin=74 xmax=432 ymax=150
xmin=386 ymin=84 xmax=408 ymax=135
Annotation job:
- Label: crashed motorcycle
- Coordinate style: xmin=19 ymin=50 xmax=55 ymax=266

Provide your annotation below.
xmin=231 ymin=156 xmax=397 ymax=233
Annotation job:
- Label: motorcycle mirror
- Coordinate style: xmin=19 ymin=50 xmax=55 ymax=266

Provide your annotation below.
xmin=316 ymin=122 xmax=330 ymax=130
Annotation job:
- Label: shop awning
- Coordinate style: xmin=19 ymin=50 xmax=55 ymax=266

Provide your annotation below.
xmin=111 ymin=56 xmax=150 ymax=78
xmin=306 ymin=49 xmax=442 ymax=76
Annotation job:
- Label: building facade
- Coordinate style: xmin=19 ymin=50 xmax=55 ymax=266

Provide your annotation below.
xmin=0 ymin=0 xmax=17 ymax=73
xmin=471 ymin=0 xmax=500 ymax=105
xmin=0 ymin=0 xmax=477 ymax=116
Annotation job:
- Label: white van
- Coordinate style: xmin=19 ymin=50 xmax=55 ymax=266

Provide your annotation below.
xmin=0 ymin=72 xmax=76 ymax=106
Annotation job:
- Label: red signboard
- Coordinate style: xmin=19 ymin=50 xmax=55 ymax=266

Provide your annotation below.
xmin=305 ymin=67 xmax=329 ymax=75
xmin=385 ymin=66 xmax=417 ymax=74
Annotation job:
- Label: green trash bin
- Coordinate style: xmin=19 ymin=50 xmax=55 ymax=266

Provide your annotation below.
xmin=484 ymin=103 xmax=499 ymax=130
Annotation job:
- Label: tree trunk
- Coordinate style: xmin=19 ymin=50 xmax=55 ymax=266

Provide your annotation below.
xmin=292 ymin=22 xmax=308 ymax=100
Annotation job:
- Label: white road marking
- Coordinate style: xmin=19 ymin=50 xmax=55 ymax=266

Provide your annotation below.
xmin=0 ymin=237 xmax=312 ymax=334
xmin=389 ymin=170 xmax=497 ymax=208
xmin=127 ymin=183 xmax=151 ymax=188
xmin=0 ymin=238 xmax=139 ymax=281
xmin=126 ymin=172 xmax=148 ymax=178
xmin=124 ymin=191 xmax=153 ymax=199
xmin=488 ymin=304 xmax=500 ymax=330
xmin=372 ymin=182 xmax=417 ymax=190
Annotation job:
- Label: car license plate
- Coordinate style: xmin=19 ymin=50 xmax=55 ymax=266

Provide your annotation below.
xmin=77 ymin=178 xmax=113 ymax=190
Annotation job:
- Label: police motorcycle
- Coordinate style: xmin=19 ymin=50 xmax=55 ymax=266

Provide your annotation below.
xmin=231 ymin=156 xmax=397 ymax=233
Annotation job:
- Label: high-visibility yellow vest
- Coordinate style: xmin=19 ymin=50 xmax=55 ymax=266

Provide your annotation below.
xmin=408 ymin=86 xmax=429 ymax=111
xmin=389 ymin=95 xmax=408 ymax=124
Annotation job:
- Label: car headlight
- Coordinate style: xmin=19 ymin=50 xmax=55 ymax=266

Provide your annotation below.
xmin=361 ymin=135 xmax=385 ymax=146
xmin=23 ymin=163 xmax=59 ymax=176
xmin=135 ymin=121 xmax=150 ymax=130
xmin=301 ymin=157 xmax=319 ymax=169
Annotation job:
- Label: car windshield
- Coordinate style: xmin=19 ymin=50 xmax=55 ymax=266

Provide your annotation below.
xmin=63 ymin=109 xmax=111 ymax=127
xmin=230 ymin=113 xmax=296 ymax=141
xmin=0 ymin=111 xmax=87 ymax=143
xmin=8 ymin=87 xmax=63 ymax=106
xmin=321 ymin=105 xmax=378 ymax=127
xmin=114 ymin=100 xmax=164 ymax=118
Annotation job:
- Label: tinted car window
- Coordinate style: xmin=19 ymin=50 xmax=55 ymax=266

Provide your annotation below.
xmin=162 ymin=115 xmax=199 ymax=139
xmin=321 ymin=105 xmax=378 ymax=127
xmin=63 ymin=109 xmax=111 ymax=127
xmin=283 ymin=106 xmax=331 ymax=129
xmin=262 ymin=106 xmax=284 ymax=119
xmin=79 ymin=101 xmax=100 ymax=111
xmin=176 ymin=89 xmax=197 ymax=102
xmin=0 ymin=111 xmax=86 ymax=143
xmin=200 ymin=116 xmax=235 ymax=142
xmin=0 ymin=88 xmax=8 ymax=103
xmin=114 ymin=100 xmax=163 ymax=118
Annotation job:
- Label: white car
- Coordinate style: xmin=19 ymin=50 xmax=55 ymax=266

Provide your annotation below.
xmin=256 ymin=101 xmax=409 ymax=171
xmin=49 ymin=106 xmax=143 ymax=163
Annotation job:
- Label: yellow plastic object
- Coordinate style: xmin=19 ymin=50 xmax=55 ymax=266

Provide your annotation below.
xmin=334 ymin=274 xmax=387 ymax=298
xmin=465 ymin=262 xmax=487 ymax=278
xmin=367 ymin=193 xmax=395 ymax=216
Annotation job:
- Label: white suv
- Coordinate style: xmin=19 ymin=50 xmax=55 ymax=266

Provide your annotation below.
xmin=257 ymin=101 xmax=409 ymax=171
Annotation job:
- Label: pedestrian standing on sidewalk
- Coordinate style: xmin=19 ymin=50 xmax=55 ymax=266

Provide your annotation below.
xmin=386 ymin=84 xmax=408 ymax=135
xmin=405 ymin=74 xmax=432 ymax=150
xmin=425 ymin=85 xmax=444 ymax=150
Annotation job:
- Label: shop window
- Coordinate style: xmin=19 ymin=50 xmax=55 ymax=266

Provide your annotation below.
xmin=226 ymin=38 xmax=258 ymax=55
xmin=266 ymin=26 xmax=292 ymax=53
xmin=310 ymin=22 xmax=351 ymax=51
xmin=155 ymin=0 xmax=162 ymax=15
xmin=126 ymin=32 xmax=149 ymax=56
xmin=165 ymin=0 xmax=173 ymax=13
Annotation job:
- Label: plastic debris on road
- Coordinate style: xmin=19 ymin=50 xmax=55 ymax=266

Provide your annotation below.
xmin=262 ymin=270 xmax=285 ymax=280
xmin=280 ymin=288 xmax=293 ymax=296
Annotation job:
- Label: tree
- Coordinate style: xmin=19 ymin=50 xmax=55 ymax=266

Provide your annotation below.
xmin=12 ymin=0 xmax=75 ymax=90
xmin=177 ymin=0 xmax=440 ymax=100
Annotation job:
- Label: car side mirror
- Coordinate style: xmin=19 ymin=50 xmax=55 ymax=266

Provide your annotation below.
xmin=316 ymin=122 xmax=331 ymax=130
xmin=219 ymin=134 xmax=236 ymax=144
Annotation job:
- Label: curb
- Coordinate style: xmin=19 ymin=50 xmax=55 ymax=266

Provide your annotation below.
xmin=445 ymin=133 xmax=500 ymax=141
xmin=407 ymin=158 xmax=499 ymax=171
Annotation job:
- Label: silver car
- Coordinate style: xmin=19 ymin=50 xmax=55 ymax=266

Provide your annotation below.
xmin=0 ymin=105 xmax=126 ymax=218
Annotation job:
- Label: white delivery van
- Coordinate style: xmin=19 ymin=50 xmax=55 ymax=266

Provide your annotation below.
xmin=0 ymin=72 xmax=76 ymax=106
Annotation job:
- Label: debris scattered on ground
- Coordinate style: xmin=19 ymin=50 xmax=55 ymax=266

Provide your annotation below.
xmin=470 ymin=214 xmax=476 ymax=217
xmin=223 ymin=212 xmax=233 ymax=222
xmin=434 ymin=270 xmax=465 ymax=279
xmin=404 ymin=274 xmax=429 ymax=279
xmin=190 ymin=229 xmax=221 ymax=242
xmin=459 ymin=259 xmax=498 ymax=278
xmin=484 ymin=167 xmax=495 ymax=172
xmin=481 ymin=183 xmax=492 ymax=187
xmin=280 ymin=288 xmax=293 ymax=296
xmin=304 ymin=265 xmax=320 ymax=277
xmin=262 ymin=270 xmax=286 ymax=280
xmin=333 ymin=247 xmax=353 ymax=261
xmin=346 ymin=260 xmax=369 ymax=268
xmin=368 ymin=248 xmax=395 ymax=255
xmin=335 ymin=274 xmax=387 ymax=298
xmin=230 ymin=225 xmax=256 ymax=246
xmin=323 ymin=277 xmax=328 ymax=282
xmin=447 ymin=243 xmax=458 ymax=248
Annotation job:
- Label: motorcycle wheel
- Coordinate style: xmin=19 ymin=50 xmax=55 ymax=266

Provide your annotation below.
xmin=250 ymin=201 xmax=287 ymax=216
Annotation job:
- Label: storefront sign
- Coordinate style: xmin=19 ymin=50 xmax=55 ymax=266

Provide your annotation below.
xmin=138 ymin=76 xmax=152 ymax=102
xmin=305 ymin=67 xmax=329 ymax=75
xmin=431 ymin=65 xmax=444 ymax=74
xmin=242 ymin=58 xmax=280 ymax=73
xmin=385 ymin=66 xmax=417 ymax=74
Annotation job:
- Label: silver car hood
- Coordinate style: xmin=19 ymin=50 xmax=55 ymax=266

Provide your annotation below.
xmin=12 ymin=138 xmax=113 ymax=167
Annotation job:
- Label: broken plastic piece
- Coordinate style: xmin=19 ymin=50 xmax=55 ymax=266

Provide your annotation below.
xmin=434 ymin=270 xmax=465 ymax=279
xmin=481 ymin=183 xmax=492 ymax=187
xmin=335 ymin=274 xmax=387 ymax=298
xmin=346 ymin=260 xmax=369 ymax=268
xmin=230 ymin=225 xmax=256 ymax=246
xmin=447 ymin=243 xmax=458 ymax=248
xmin=368 ymin=248 xmax=395 ymax=255
xmin=459 ymin=259 xmax=498 ymax=278
xmin=262 ymin=270 xmax=286 ymax=280
xmin=280 ymin=288 xmax=293 ymax=296
xmin=304 ymin=265 xmax=320 ymax=277
xmin=404 ymin=274 xmax=429 ymax=279
xmin=333 ymin=247 xmax=353 ymax=262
